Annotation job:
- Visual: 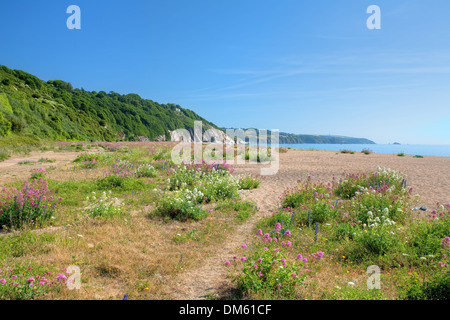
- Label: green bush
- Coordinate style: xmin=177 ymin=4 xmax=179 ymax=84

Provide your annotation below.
xmin=96 ymin=175 xmax=146 ymax=191
xmin=404 ymin=271 xmax=450 ymax=300
xmin=154 ymin=189 xmax=209 ymax=221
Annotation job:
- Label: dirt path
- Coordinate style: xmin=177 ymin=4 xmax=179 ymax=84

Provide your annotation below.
xmin=166 ymin=162 xmax=304 ymax=300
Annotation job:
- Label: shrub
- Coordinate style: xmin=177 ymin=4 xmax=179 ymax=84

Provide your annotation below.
xmin=237 ymin=174 xmax=260 ymax=190
xmin=361 ymin=149 xmax=373 ymax=155
xmin=404 ymin=271 xmax=450 ymax=300
xmin=83 ymin=191 xmax=124 ymax=218
xmin=334 ymin=167 xmax=407 ymax=199
xmin=280 ymin=178 xmax=331 ymax=209
xmin=96 ymin=175 xmax=146 ymax=191
xmin=167 ymin=163 xmax=239 ymax=202
xmin=244 ymin=149 xmax=273 ymax=163
xmin=408 ymin=204 xmax=450 ymax=258
xmin=30 ymin=168 xmax=48 ymax=180
xmin=154 ymin=189 xmax=209 ymax=221
xmin=136 ymin=164 xmax=157 ymax=178
xmin=397 ymin=152 xmax=406 ymax=157
xmin=340 ymin=149 xmax=355 ymax=154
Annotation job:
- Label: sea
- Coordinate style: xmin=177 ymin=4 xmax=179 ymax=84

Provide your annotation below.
xmin=279 ymin=144 xmax=450 ymax=157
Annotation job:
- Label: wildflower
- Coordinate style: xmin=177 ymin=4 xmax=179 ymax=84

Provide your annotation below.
xmin=27 ymin=277 xmax=35 ymax=282
xmin=291 ymin=272 xmax=297 ymax=279
xmin=0 ymin=278 xmax=5 ymax=284
xmin=240 ymin=257 xmax=247 ymax=261
xmin=241 ymin=244 xmax=247 ymax=249
xmin=284 ymin=230 xmax=291 ymax=237
xmin=225 ymin=261 xmax=230 ymax=266
xmin=56 ymin=274 xmax=67 ymax=282
xmin=296 ymin=254 xmax=303 ymax=260
xmin=256 ymin=229 xmax=263 ymax=236
xmin=274 ymin=223 xmax=282 ymax=231
xmin=302 ymin=258 xmax=308 ymax=262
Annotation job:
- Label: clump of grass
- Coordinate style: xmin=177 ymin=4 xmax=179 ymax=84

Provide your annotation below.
xmin=237 ymin=174 xmax=260 ymax=190
xmin=361 ymin=149 xmax=373 ymax=155
xmin=397 ymin=152 xmax=406 ymax=157
xmin=413 ymin=155 xmax=424 ymax=158
xmin=0 ymin=151 xmax=10 ymax=162
xmin=38 ymin=158 xmax=55 ymax=163
xmin=215 ymin=199 xmax=257 ymax=222
xmin=340 ymin=149 xmax=355 ymax=154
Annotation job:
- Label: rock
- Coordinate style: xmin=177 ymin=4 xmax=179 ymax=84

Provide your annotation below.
xmin=420 ymin=206 xmax=427 ymax=211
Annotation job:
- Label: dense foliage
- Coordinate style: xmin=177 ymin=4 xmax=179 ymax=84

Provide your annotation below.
xmin=0 ymin=65 xmax=217 ymax=143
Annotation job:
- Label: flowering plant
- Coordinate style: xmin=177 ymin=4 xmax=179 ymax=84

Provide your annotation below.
xmin=0 ymin=179 xmax=61 ymax=229
xmin=226 ymin=223 xmax=308 ymax=299
xmin=83 ymin=191 xmax=123 ymax=218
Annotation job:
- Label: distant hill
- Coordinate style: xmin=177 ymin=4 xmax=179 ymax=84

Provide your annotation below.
xmin=222 ymin=128 xmax=375 ymax=145
xmin=0 ymin=65 xmax=219 ymax=143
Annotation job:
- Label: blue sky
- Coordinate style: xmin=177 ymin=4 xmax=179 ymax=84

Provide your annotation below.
xmin=0 ymin=0 xmax=449 ymax=144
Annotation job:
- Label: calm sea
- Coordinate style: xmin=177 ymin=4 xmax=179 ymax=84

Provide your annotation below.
xmin=279 ymin=144 xmax=450 ymax=157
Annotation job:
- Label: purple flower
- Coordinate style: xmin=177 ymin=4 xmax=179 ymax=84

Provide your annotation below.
xmin=241 ymin=244 xmax=247 ymax=249
xmin=27 ymin=277 xmax=35 ymax=282
xmin=56 ymin=274 xmax=67 ymax=282
xmin=241 ymin=257 xmax=247 ymax=261
xmin=0 ymin=278 xmax=6 ymax=284
xmin=225 ymin=261 xmax=230 ymax=266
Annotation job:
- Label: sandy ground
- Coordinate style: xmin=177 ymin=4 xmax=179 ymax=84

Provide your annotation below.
xmin=1 ymin=148 xmax=449 ymax=299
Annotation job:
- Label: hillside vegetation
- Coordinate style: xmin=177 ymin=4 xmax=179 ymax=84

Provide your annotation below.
xmin=0 ymin=65 xmax=217 ymax=145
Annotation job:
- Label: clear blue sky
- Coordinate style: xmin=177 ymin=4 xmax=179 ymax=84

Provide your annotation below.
xmin=1 ymin=0 xmax=449 ymax=144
